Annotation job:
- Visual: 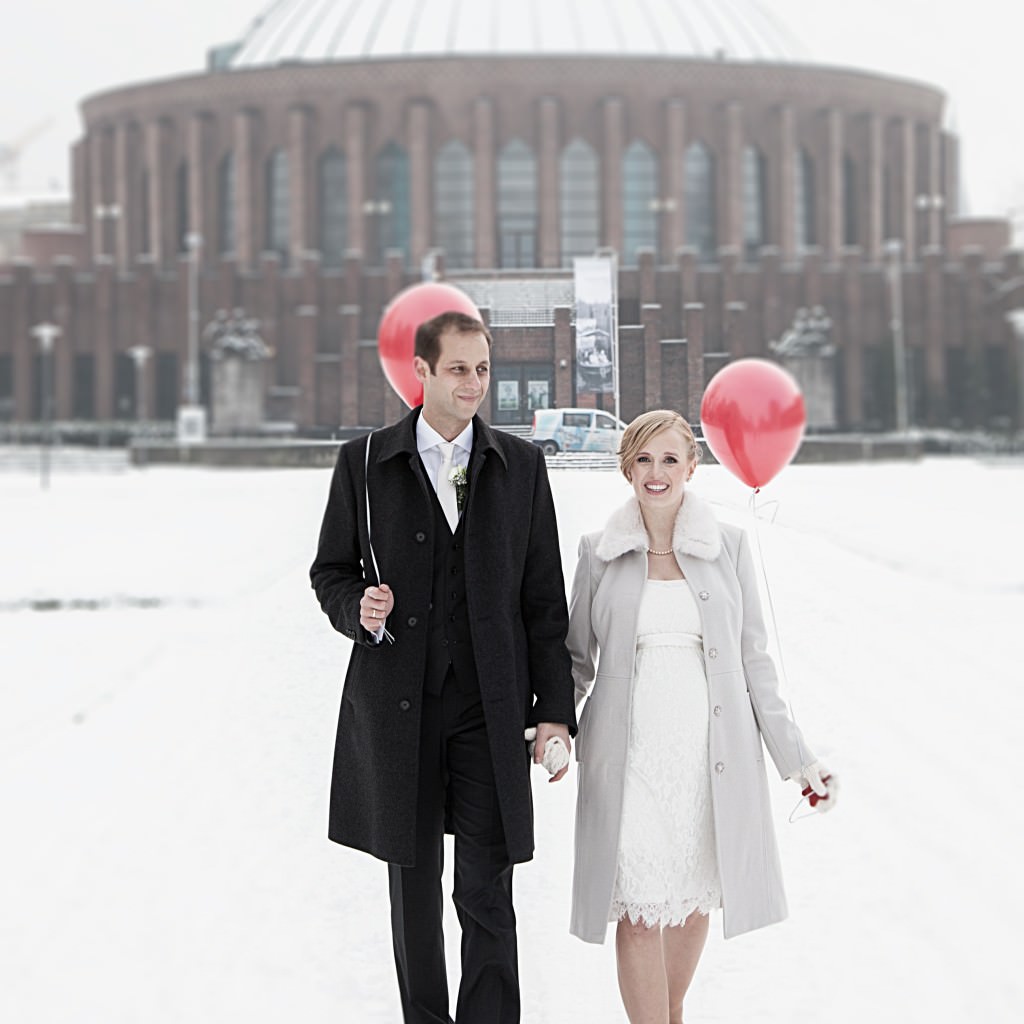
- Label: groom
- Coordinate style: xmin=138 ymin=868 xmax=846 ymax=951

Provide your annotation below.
xmin=310 ymin=311 xmax=576 ymax=1023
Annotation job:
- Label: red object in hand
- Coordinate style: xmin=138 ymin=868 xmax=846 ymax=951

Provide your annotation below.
xmin=802 ymin=774 xmax=833 ymax=807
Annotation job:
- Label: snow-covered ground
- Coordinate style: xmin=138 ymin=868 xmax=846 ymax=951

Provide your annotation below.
xmin=2 ymin=455 xmax=1021 ymax=1022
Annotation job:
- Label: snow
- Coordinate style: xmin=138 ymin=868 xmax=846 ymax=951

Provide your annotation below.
xmin=1 ymin=455 xmax=1022 ymax=1022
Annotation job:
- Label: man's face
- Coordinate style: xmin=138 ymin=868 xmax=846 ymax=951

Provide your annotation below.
xmin=415 ymin=329 xmax=491 ymax=432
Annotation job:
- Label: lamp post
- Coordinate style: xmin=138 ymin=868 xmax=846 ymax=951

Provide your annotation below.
xmin=31 ymin=322 xmax=61 ymax=489
xmin=884 ymin=238 xmax=909 ymax=433
xmin=127 ymin=345 xmax=152 ymax=424
xmin=176 ymin=232 xmax=206 ymax=444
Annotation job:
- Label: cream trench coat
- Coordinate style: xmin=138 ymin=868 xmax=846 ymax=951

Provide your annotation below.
xmin=567 ymin=492 xmax=814 ymax=942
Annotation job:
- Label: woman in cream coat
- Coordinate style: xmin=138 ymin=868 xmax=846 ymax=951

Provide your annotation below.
xmin=567 ymin=410 xmax=835 ymax=1024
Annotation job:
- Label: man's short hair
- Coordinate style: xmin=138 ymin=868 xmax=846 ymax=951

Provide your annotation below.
xmin=414 ymin=311 xmax=493 ymax=373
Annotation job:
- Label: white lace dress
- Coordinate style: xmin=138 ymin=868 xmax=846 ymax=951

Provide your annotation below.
xmin=610 ymin=578 xmax=723 ymax=928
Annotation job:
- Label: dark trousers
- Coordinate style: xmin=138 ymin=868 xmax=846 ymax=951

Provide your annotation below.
xmin=388 ymin=678 xmax=519 ymax=1024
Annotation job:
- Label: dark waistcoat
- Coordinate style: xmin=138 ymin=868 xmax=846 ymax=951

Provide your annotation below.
xmin=422 ymin=467 xmax=480 ymax=697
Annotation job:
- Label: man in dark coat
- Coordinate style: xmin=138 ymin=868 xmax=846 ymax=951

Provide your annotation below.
xmin=310 ymin=311 xmax=576 ymax=1024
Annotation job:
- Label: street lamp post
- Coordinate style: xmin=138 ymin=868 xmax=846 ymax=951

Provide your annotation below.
xmin=128 ymin=345 xmax=152 ymax=424
xmin=31 ymin=322 xmax=61 ymax=489
xmin=884 ymin=238 xmax=909 ymax=433
xmin=176 ymin=233 xmax=206 ymax=444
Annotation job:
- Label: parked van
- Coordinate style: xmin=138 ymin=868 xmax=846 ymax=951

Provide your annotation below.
xmin=527 ymin=408 xmax=626 ymax=455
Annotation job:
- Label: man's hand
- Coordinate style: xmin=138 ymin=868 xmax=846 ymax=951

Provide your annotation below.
xmin=533 ymin=722 xmax=571 ymax=783
xmin=359 ymin=584 xmax=394 ymax=633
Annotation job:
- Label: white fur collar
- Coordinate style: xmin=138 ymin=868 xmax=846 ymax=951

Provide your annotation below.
xmin=594 ymin=491 xmax=722 ymax=562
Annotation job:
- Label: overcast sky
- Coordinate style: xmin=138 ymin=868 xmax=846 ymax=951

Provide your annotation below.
xmin=1 ymin=0 xmax=1019 ymax=227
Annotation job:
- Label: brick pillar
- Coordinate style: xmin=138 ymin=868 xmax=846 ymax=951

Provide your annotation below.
xmin=824 ymin=108 xmax=843 ymax=260
xmin=719 ymin=247 xmax=741 ymax=356
xmin=289 ymin=105 xmax=313 ymax=265
xmin=113 ymin=121 xmax=137 ymax=270
xmin=684 ymin=302 xmax=704 ymax=423
xmin=638 ymin=248 xmax=656 ymax=306
xmin=235 ymin=109 xmax=258 ymax=270
xmin=554 ymin=305 xmax=573 ymax=408
xmin=962 ymin=246 xmax=985 ymax=426
xmin=136 ymin=256 xmax=157 ymax=418
xmin=538 ymin=96 xmax=560 ymax=268
xmin=896 ymin=118 xmax=916 ymax=255
xmin=677 ymin=247 xmax=697 ymax=306
xmin=384 ymin=252 xmax=406 ymax=423
xmin=665 ymin=100 xmax=686 ymax=256
xmin=841 ymin=247 xmax=864 ymax=427
xmin=145 ymin=118 xmax=174 ymax=269
xmin=602 ymin=97 xmax=625 ymax=258
xmin=775 ymin=106 xmax=795 ymax=260
xmin=295 ymin=305 xmax=319 ymax=429
xmin=803 ymin=246 xmax=823 ymax=307
xmin=923 ymin=123 xmax=943 ymax=249
xmin=865 ymin=113 xmax=884 ymax=263
xmin=473 ymin=97 xmax=496 ymax=269
xmin=95 ymin=257 xmax=115 ymax=418
xmin=922 ymin=245 xmax=946 ymax=425
xmin=345 ymin=104 xmax=367 ymax=258
xmin=53 ymin=257 xmax=75 ymax=418
xmin=942 ymin=131 xmax=959 ymax=223
xmin=340 ymin=302 xmax=360 ymax=427
xmin=722 ymin=102 xmax=743 ymax=252
xmin=90 ymin=126 xmax=115 ymax=262
xmin=642 ymin=303 xmax=662 ymax=409
xmin=408 ymin=100 xmax=432 ymax=266
xmin=760 ymin=246 xmax=784 ymax=346
xmin=11 ymin=262 xmax=32 ymax=419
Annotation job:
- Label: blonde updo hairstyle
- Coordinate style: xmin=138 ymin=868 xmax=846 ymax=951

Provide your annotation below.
xmin=618 ymin=409 xmax=703 ymax=481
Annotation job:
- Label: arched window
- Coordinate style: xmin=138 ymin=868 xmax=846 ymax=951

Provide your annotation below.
xmin=794 ymin=147 xmax=816 ymax=250
xmin=622 ymin=139 xmax=658 ymax=266
xmin=434 ymin=140 xmax=474 ymax=269
xmin=319 ymin=147 xmax=347 ymax=268
xmin=176 ymin=162 xmax=189 ymax=253
xmin=843 ymin=155 xmax=858 ymax=246
xmin=685 ymin=141 xmax=716 ymax=262
xmin=265 ymin=148 xmax=290 ymax=264
xmin=218 ymin=153 xmax=236 ymax=255
xmin=742 ymin=145 xmax=767 ymax=260
xmin=497 ymin=139 xmax=537 ymax=268
xmin=374 ymin=141 xmax=410 ymax=266
xmin=560 ymin=138 xmax=600 ymax=264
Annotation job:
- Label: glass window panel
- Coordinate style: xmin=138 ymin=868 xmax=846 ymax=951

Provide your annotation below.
xmin=742 ymin=145 xmax=766 ymax=260
xmin=560 ymin=138 xmax=600 ymax=264
xmin=265 ymin=148 xmax=290 ymax=264
xmin=319 ymin=147 xmax=347 ymax=268
xmin=795 ymin=148 xmax=817 ymax=250
xmin=498 ymin=139 xmax=537 ymax=269
xmin=375 ymin=141 xmax=410 ymax=266
xmin=685 ymin=141 xmax=716 ymax=262
xmin=218 ymin=153 xmax=236 ymax=255
xmin=434 ymin=140 xmax=474 ymax=269
xmin=623 ymin=139 xmax=658 ymax=266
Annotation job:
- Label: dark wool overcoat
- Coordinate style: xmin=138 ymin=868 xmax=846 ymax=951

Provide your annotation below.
xmin=310 ymin=408 xmax=577 ymax=867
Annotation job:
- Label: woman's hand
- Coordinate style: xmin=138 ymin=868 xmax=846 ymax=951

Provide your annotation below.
xmin=796 ymin=762 xmax=838 ymax=812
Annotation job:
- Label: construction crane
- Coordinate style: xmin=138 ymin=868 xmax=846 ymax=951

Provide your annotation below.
xmin=0 ymin=118 xmax=55 ymax=193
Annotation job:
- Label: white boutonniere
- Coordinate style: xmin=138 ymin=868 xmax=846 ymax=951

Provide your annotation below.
xmin=448 ymin=465 xmax=468 ymax=513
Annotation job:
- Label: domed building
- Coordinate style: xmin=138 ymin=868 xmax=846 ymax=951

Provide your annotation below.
xmin=2 ymin=0 xmax=1019 ymax=433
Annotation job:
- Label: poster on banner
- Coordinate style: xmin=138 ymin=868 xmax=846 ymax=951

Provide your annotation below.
xmin=573 ymin=257 xmax=615 ymax=394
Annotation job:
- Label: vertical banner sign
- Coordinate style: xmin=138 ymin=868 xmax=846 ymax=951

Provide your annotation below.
xmin=573 ymin=257 xmax=615 ymax=394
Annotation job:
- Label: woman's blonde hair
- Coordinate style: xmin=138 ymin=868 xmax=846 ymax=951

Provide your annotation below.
xmin=618 ymin=409 xmax=702 ymax=480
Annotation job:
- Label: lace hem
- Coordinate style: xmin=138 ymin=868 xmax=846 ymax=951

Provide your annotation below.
xmin=611 ymin=890 xmax=721 ymax=929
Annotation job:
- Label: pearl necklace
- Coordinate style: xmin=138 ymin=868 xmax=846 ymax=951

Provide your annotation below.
xmin=647 ymin=547 xmax=674 ymax=556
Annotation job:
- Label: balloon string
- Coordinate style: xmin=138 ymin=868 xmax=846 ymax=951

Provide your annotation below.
xmin=747 ymin=490 xmax=812 ymax=773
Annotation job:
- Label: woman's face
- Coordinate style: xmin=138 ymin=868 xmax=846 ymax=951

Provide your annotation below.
xmin=627 ymin=427 xmax=696 ymax=512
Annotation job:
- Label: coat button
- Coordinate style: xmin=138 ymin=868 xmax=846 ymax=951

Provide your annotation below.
xmin=699 ymin=590 xmax=710 ymax=600
xmin=713 ymin=705 xmax=722 ymax=716
xmin=415 ymin=531 xmax=426 ymax=543
xmin=398 ymin=700 xmax=411 ymax=712
xmin=715 ymin=761 xmax=725 ymax=774
xmin=708 ymin=647 xmax=718 ymax=659
xmin=407 ymin=616 xmax=418 ymax=627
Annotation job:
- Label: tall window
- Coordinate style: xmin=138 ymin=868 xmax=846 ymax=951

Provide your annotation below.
xmin=176 ymin=162 xmax=190 ymax=253
xmin=265 ymin=148 xmax=290 ymax=264
xmin=794 ymin=147 xmax=817 ymax=250
xmin=218 ymin=152 xmax=236 ymax=255
xmin=685 ymin=141 xmax=717 ymax=262
xmin=742 ymin=145 xmax=767 ymax=260
xmin=622 ymin=139 xmax=658 ymax=266
xmin=497 ymin=139 xmax=537 ymax=268
xmin=319 ymin=147 xmax=348 ymax=268
xmin=843 ymin=155 xmax=858 ymax=246
xmin=560 ymin=138 xmax=599 ymax=264
xmin=374 ymin=142 xmax=410 ymax=265
xmin=140 ymin=170 xmax=151 ymax=256
xmin=434 ymin=140 xmax=474 ymax=269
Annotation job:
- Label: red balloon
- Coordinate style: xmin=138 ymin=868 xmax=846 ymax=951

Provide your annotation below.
xmin=700 ymin=358 xmax=806 ymax=488
xmin=377 ymin=282 xmax=482 ymax=408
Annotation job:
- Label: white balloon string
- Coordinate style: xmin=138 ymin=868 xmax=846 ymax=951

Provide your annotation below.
xmin=747 ymin=488 xmax=811 ymax=773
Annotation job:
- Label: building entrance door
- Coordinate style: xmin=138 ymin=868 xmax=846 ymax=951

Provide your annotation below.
xmin=492 ymin=363 xmax=554 ymax=426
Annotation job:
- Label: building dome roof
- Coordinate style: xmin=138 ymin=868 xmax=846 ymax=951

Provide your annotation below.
xmin=227 ymin=0 xmax=807 ymax=68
